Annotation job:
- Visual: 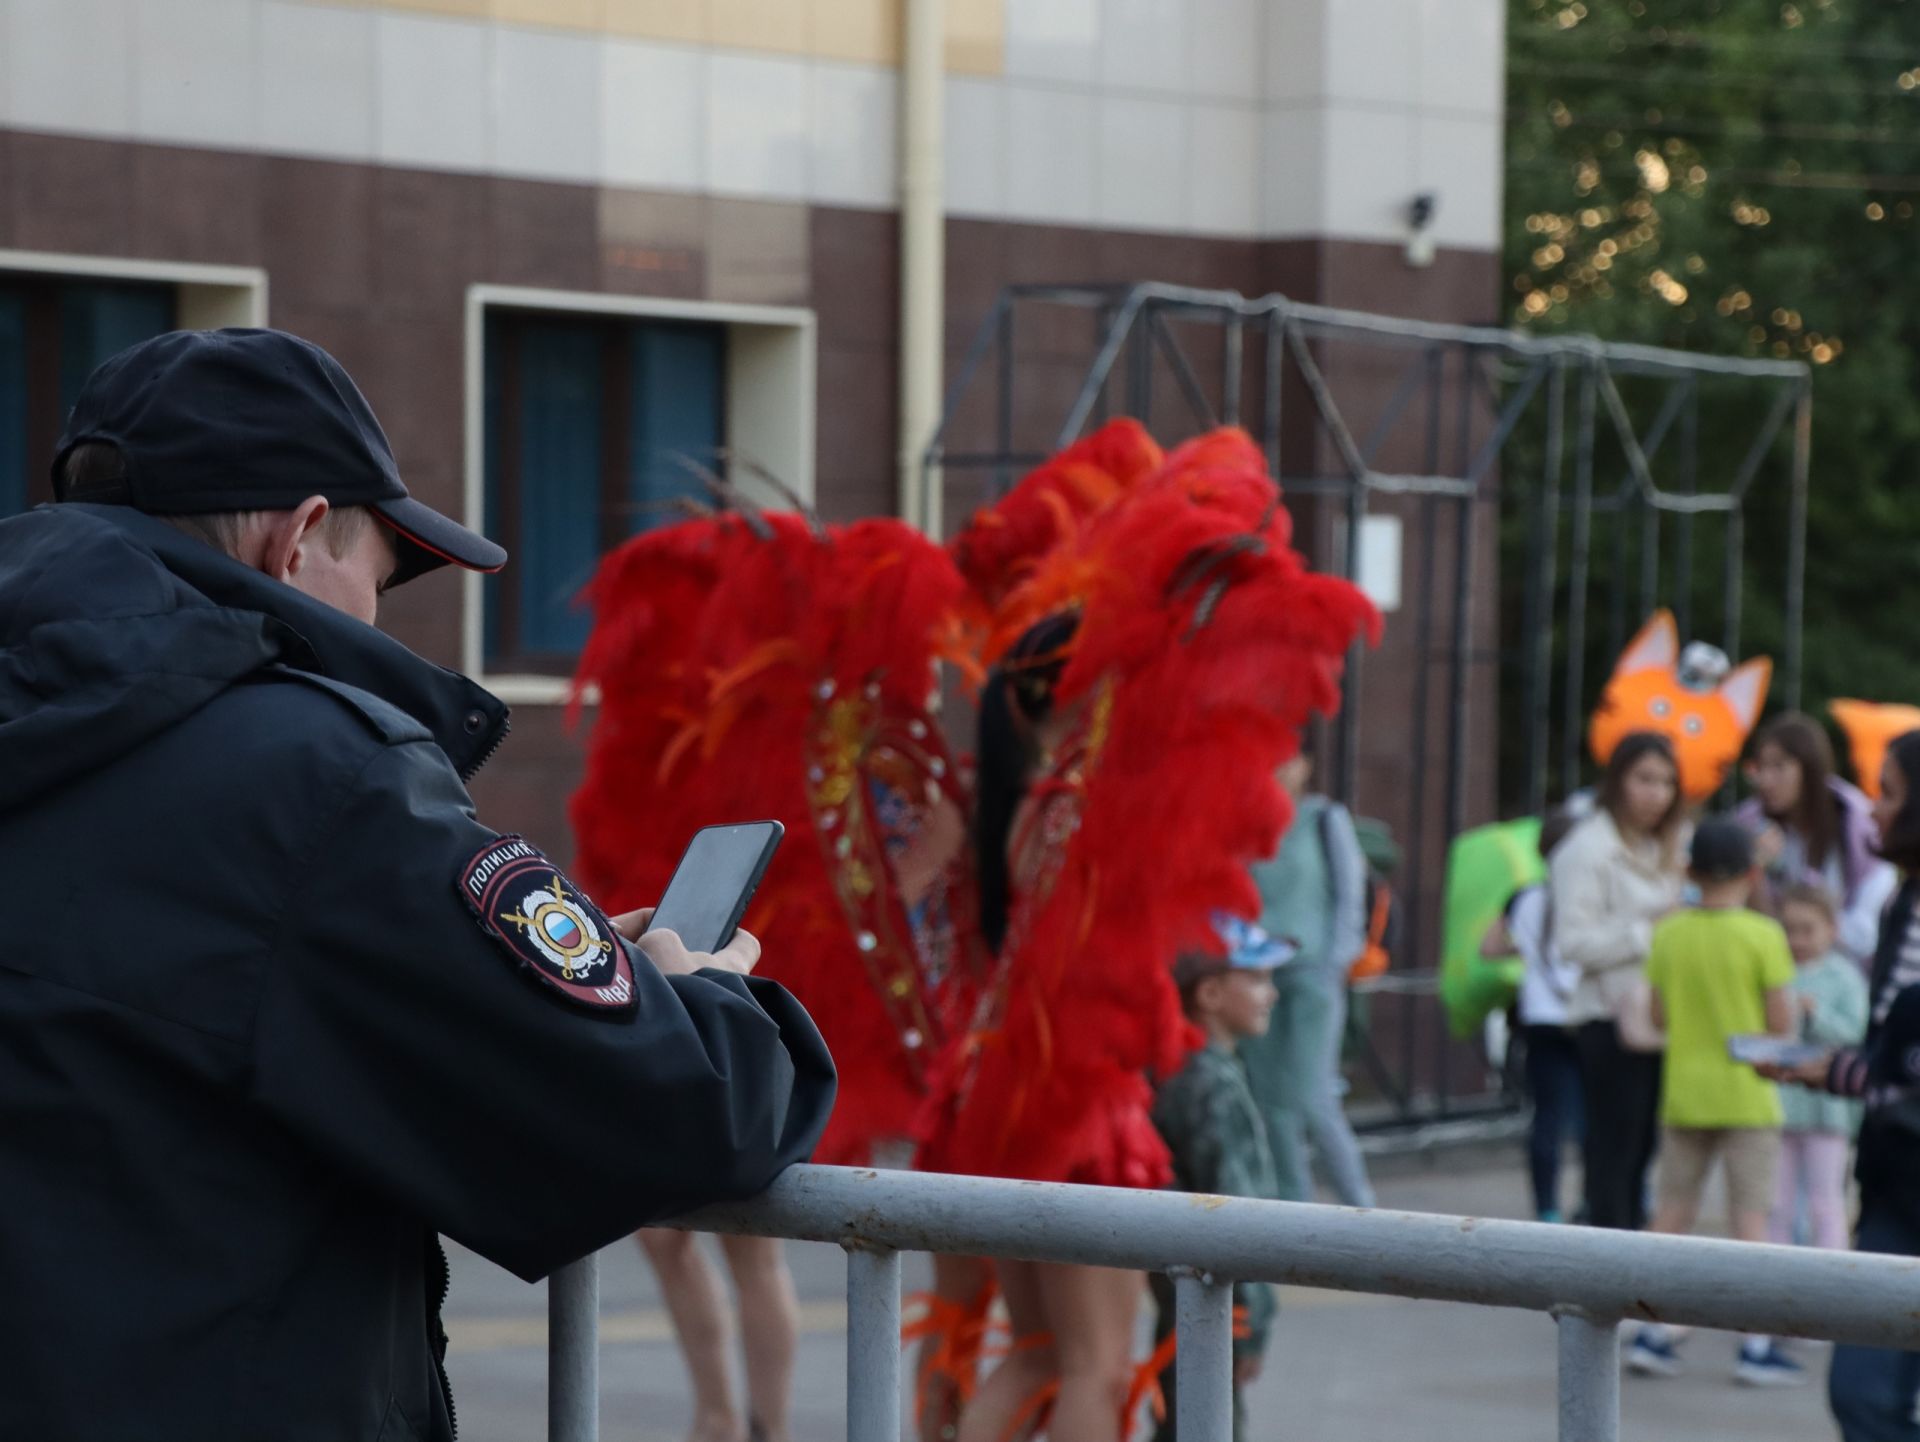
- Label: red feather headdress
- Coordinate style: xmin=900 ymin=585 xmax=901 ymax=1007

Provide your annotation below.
xmin=571 ymin=509 xmax=987 ymax=1166
xmin=917 ymin=425 xmax=1380 ymax=1187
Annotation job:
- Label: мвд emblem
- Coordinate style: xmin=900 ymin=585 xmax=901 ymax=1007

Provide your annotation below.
xmin=460 ymin=836 xmax=636 ymax=1013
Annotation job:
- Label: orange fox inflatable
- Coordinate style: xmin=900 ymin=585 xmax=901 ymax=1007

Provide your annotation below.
xmin=1830 ymin=699 xmax=1920 ymax=801
xmin=1589 ymin=611 xmax=1771 ymax=802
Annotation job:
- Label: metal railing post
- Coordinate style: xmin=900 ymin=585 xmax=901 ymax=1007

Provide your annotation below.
xmin=845 ymin=1244 xmax=902 ymax=1442
xmin=548 ymin=1254 xmax=600 ymax=1442
xmin=1554 ymin=1307 xmax=1619 ymax=1442
xmin=1172 ymin=1268 xmax=1235 ymax=1442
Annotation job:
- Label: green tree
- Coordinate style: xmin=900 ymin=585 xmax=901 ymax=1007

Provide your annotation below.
xmin=1505 ymin=0 xmax=1920 ymax=768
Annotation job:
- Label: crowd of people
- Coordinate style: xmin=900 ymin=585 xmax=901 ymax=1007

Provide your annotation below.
xmin=1497 ymin=711 xmax=1920 ymax=1438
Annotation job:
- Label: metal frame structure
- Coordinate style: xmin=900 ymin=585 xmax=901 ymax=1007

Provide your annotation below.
xmin=544 ymin=1164 xmax=1920 ymax=1442
xmin=923 ymin=283 xmax=1813 ymax=1122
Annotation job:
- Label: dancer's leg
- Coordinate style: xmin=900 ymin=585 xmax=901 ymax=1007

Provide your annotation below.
xmin=919 ymin=1254 xmax=995 ymax=1442
xmin=719 ymin=1233 xmax=799 ymax=1442
xmin=955 ymin=1260 xmax=1056 ymax=1442
xmin=1035 ymin=1262 xmax=1143 ymax=1442
xmin=638 ymin=1229 xmax=742 ymax=1442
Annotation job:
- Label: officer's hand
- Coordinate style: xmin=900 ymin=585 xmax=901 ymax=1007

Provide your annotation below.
xmin=628 ymin=921 xmax=763 ymax=978
xmin=710 ymin=927 xmax=762 ymax=976
xmin=610 ymin=907 xmax=655 ymax=941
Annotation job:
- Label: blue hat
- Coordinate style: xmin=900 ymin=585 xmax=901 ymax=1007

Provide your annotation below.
xmin=1174 ymin=915 xmax=1297 ymax=987
xmin=1214 ymin=914 xmax=1297 ymax=969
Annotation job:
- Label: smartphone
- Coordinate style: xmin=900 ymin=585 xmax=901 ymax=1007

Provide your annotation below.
xmin=643 ymin=821 xmax=785 ymax=954
xmin=1727 ymin=1034 xmax=1828 ymax=1069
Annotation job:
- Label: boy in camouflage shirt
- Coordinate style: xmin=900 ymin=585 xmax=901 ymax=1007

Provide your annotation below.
xmin=1149 ymin=916 xmax=1293 ymax=1441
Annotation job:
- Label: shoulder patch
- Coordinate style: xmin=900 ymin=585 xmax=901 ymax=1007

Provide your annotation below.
xmin=460 ymin=836 xmax=636 ymax=1014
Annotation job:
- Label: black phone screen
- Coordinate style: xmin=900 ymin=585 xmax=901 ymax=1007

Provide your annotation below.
xmin=644 ymin=821 xmax=785 ymax=955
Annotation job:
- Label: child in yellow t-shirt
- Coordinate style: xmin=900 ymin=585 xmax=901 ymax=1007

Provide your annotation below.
xmin=1627 ymin=817 xmax=1799 ymax=1387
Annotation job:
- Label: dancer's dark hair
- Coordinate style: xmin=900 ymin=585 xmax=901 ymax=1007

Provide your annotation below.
xmin=975 ymin=611 xmax=1081 ymax=952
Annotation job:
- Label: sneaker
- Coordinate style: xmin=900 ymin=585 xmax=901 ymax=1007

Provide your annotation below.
xmin=1736 ymin=1342 xmax=1808 ymax=1388
xmin=1627 ymin=1330 xmax=1683 ymax=1378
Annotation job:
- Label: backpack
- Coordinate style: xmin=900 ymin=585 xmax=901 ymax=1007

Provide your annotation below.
xmin=1321 ymin=806 xmax=1401 ymax=982
xmin=1439 ymin=818 xmax=1546 ymax=1038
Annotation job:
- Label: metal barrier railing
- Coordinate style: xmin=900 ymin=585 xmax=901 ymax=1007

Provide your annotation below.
xmin=544 ymin=1164 xmax=1920 ymax=1442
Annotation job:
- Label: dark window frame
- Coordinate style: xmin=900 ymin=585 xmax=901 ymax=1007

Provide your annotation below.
xmin=0 ymin=273 xmax=178 ymax=517
xmin=483 ymin=306 xmax=728 ymax=677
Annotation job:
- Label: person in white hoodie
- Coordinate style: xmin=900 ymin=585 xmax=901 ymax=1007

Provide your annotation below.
xmin=1482 ymin=808 xmax=1582 ymax=1221
xmin=1552 ymin=731 xmax=1687 ymax=1231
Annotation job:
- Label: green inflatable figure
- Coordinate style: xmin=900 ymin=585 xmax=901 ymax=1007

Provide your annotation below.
xmin=1439 ymin=817 xmax=1546 ymax=1039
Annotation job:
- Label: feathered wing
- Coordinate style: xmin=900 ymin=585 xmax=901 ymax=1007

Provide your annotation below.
xmin=918 ymin=427 xmax=1380 ymax=1187
xmin=571 ymin=511 xmax=988 ymax=1166
xmin=949 ymin=417 xmax=1164 ymax=612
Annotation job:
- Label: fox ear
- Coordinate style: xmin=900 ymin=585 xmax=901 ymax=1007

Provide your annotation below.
xmin=1615 ymin=610 xmax=1679 ymax=678
xmin=1719 ymin=657 xmax=1773 ymax=733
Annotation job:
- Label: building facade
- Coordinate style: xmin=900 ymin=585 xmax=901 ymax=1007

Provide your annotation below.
xmin=0 ymin=0 xmax=1505 ymax=865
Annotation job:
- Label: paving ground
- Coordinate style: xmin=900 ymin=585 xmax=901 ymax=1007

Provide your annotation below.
xmin=443 ymin=1148 xmax=1838 ymax=1441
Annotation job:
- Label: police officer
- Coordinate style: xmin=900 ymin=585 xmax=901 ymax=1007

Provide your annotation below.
xmin=0 ymin=329 xmax=836 ymax=1441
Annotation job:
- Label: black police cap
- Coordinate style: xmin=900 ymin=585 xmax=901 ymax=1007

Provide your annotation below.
xmin=52 ymin=328 xmax=506 ymax=586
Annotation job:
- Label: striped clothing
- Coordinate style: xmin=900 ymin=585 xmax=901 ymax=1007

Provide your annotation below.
xmin=1873 ymin=903 xmax=1920 ymax=1025
xmin=1827 ymin=881 xmax=1920 ymax=1102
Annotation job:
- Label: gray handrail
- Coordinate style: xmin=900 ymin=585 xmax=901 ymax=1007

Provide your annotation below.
xmin=547 ymin=1163 xmax=1920 ymax=1442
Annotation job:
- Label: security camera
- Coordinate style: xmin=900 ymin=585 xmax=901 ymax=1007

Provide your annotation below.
xmin=1406 ymin=192 xmax=1438 ymax=269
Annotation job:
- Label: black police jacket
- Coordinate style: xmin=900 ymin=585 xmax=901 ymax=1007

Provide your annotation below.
xmin=0 ymin=504 xmax=837 ymax=1442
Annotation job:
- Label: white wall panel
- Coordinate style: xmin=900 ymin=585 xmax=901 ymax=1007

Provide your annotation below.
xmin=1098 ymin=0 xmax=1187 ymax=95
xmin=1321 ymin=0 xmax=1417 ymax=109
xmin=1321 ymin=104 xmax=1416 ymax=239
xmin=707 ymin=51 xmax=810 ymax=200
xmin=376 ymin=12 xmax=490 ymax=170
xmin=1097 ymin=92 xmax=1187 ymax=230
xmin=1188 ymin=102 xmax=1260 ymax=236
xmin=1261 ymin=104 xmax=1323 ymax=236
xmin=134 ymin=0 xmax=256 ymax=149
xmin=1189 ymin=0 xmax=1263 ymax=102
xmin=1416 ymin=112 xmax=1503 ymax=249
xmin=943 ymin=74 xmax=1005 ymax=216
xmin=5 ymin=0 xmax=133 ymax=137
xmin=1264 ymin=0 xmax=1326 ymax=105
xmin=811 ymin=59 xmax=897 ymax=208
xmin=257 ymin=1 xmax=376 ymax=160
xmin=1005 ymin=0 xmax=1099 ymax=86
xmin=492 ymin=24 xmax=603 ymax=182
xmin=1417 ymin=0 xmax=1505 ymax=117
xmin=601 ymin=39 xmax=707 ymax=192
xmin=1005 ymin=83 xmax=1097 ymax=224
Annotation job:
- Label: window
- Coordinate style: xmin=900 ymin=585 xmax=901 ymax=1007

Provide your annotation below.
xmin=483 ymin=309 xmax=727 ymax=673
xmin=466 ymin=287 xmax=816 ymax=696
xmin=0 ymin=275 xmax=177 ymax=517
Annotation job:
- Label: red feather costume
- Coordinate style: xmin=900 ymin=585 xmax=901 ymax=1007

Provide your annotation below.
xmin=916 ymin=427 xmax=1379 ymax=1186
xmin=568 ymin=420 xmax=1375 ymax=1184
xmin=571 ymin=510 xmax=987 ymax=1166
